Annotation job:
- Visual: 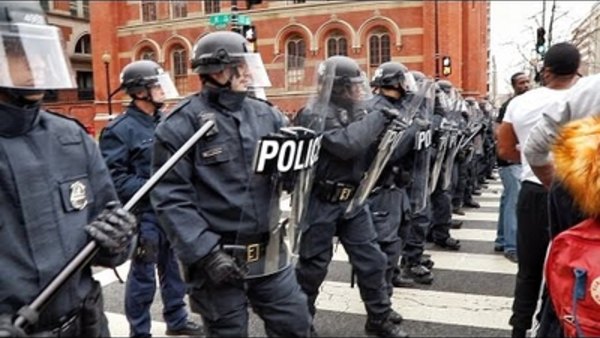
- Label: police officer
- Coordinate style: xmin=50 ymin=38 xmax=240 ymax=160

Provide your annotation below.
xmin=0 ymin=2 xmax=137 ymax=336
xmin=294 ymin=56 xmax=408 ymax=338
xmin=366 ymin=62 xmax=421 ymax=290
xmin=150 ymin=31 xmax=312 ymax=337
xmin=99 ymin=60 xmax=202 ymax=338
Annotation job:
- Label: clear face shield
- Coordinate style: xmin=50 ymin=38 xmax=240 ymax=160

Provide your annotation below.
xmin=402 ymin=71 xmax=419 ymax=94
xmin=349 ymin=71 xmax=373 ymax=103
xmin=0 ymin=23 xmax=76 ymax=90
xmin=148 ymin=72 xmax=180 ymax=101
xmin=229 ymin=53 xmax=271 ymax=92
xmin=435 ymin=88 xmax=453 ymax=113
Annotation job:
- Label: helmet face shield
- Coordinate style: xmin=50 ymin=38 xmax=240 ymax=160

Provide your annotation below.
xmin=403 ymin=72 xmax=419 ymax=94
xmin=153 ymin=72 xmax=179 ymax=100
xmin=0 ymin=23 xmax=75 ymax=90
xmin=229 ymin=53 xmax=271 ymax=90
xmin=435 ymin=88 xmax=453 ymax=112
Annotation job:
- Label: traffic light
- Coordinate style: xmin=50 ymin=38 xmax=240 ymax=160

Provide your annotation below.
xmin=441 ymin=56 xmax=452 ymax=76
xmin=243 ymin=25 xmax=256 ymax=43
xmin=536 ymin=27 xmax=546 ymax=55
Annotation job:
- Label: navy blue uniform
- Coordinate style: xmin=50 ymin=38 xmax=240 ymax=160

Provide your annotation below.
xmin=99 ymin=106 xmax=188 ymax=337
xmin=0 ymin=110 xmax=123 ymax=336
xmin=151 ymin=89 xmax=311 ymax=337
xmin=295 ymin=101 xmax=399 ymax=321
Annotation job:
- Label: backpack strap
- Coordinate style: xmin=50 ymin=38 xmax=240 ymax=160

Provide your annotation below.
xmin=572 ymin=267 xmax=587 ymax=338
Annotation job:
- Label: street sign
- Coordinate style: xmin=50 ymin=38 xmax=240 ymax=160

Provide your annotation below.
xmin=209 ymin=13 xmax=251 ymax=27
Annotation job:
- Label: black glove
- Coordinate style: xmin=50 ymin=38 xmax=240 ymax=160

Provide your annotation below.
xmin=196 ymin=250 xmax=244 ymax=286
xmin=0 ymin=315 xmax=25 ymax=337
xmin=380 ymin=107 xmax=401 ymax=121
xmin=413 ymin=117 xmax=431 ymax=131
xmin=85 ymin=201 xmax=137 ymax=254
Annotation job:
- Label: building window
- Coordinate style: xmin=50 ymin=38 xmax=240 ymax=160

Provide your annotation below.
xmin=171 ymin=0 xmax=187 ymax=18
xmin=292 ymin=0 xmax=306 ymax=3
xmin=39 ymin=0 xmax=50 ymax=11
xmin=172 ymin=46 xmax=188 ymax=94
xmin=74 ymin=34 xmax=91 ymax=54
xmin=139 ymin=47 xmax=157 ymax=61
xmin=286 ymin=37 xmax=306 ymax=89
xmin=68 ymin=0 xmax=89 ymax=18
xmin=326 ymin=34 xmax=348 ymax=58
xmin=141 ymin=0 xmax=157 ymax=22
xmin=76 ymin=71 xmax=94 ymax=100
xmin=368 ymin=31 xmax=391 ymax=74
xmin=205 ymin=0 xmax=220 ymax=14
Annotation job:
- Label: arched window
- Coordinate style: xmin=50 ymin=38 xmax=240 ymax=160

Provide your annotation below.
xmin=139 ymin=47 xmax=157 ymax=61
xmin=172 ymin=46 xmax=188 ymax=94
xmin=368 ymin=30 xmax=391 ymax=75
xmin=286 ymin=36 xmax=306 ymax=89
xmin=74 ymin=34 xmax=91 ymax=55
xmin=326 ymin=33 xmax=348 ymax=58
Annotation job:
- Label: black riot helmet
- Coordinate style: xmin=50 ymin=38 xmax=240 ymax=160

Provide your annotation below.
xmin=370 ymin=62 xmax=418 ymax=94
xmin=119 ymin=60 xmax=179 ymax=107
xmin=0 ymin=1 xmax=76 ymax=102
xmin=190 ymin=31 xmax=270 ymax=89
xmin=318 ymin=56 xmax=369 ymax=105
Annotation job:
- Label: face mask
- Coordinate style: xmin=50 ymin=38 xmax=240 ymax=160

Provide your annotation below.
xmin=206 ymin=86 xmax=247 ymax=111
xmin=0 ymin=100 xmax=41 ymax=137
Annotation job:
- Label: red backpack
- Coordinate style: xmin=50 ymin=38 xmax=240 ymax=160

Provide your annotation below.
xmin=545 ymin=218 xmax=600 ymax=337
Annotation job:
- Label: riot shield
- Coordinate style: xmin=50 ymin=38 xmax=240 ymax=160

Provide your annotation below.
xmin=345 ymin=79 xmax=435 ymax=215
xmin=243 ymin=57 xmax=330 ymax=274
xmin=429 ymin=87 xmax=456 ymax=193
xmin=409 ymin=80 xmax=435 ymax=212
xmin=441 ymin=98 xmax=466 ymax=191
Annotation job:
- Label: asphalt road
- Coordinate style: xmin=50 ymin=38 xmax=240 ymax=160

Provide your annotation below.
xmin=97 ymin=175 xmax=515 ymax=337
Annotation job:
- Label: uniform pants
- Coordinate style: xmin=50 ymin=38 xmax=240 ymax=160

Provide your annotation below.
xmin=125 ymin=216 xmax=188 ymax=337
xmin=510 ymin=181 xmax=549 ymax=331
xmin=429 ymin=187 xmax=453 ymax=243
xmin=187 ymin=264 xmax=311 ymax=337
xmin=296 ymin=200 xmax=391 ymax=320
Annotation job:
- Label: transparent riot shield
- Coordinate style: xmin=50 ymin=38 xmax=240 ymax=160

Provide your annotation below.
xmin=241 ymin=56 xmax=330 ymax=277
xmin=441 ymin=98 xmax=466 ymax=191
xmin=345 ymin=79 xmax=435 ymax=215
xmin=409 ymin=80 xmax=435 ymax=213
xmin=429 ymin=87 xmax=455 ymax=193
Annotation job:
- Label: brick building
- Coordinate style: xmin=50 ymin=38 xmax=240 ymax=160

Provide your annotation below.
xmin=90 ymin=0 xmax=489 ymax=131
xmin=38 ymin=0 xmax=96 ymax=133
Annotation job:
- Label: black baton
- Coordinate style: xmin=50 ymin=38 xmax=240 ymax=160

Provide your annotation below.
xmin=14 ymin=120 xmax=215 ymax=329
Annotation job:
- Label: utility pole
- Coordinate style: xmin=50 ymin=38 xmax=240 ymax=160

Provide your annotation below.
xmin=548 ymin=0 xmax=557 ymax=47
xmin=434 ymin=0 xmax=440 ymax=80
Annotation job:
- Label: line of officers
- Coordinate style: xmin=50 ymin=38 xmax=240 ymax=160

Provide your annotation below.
xmin=0 ymin=4 xmax=497 ymax=336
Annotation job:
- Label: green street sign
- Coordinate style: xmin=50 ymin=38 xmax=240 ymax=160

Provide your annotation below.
xmin=209 ymin=13 xmax=251 ymax=27
xmin=209 ymin=13 xmax=230 ymax=27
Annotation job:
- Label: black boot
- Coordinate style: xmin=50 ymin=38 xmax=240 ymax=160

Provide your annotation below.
xmin=388 ymin=310 xmax=404 ymax=324
xmin=403 ymin=264 xmax=434 ymax=284
xmin=511 ymin=327 xmax=527 ymax=338
xmin=365 ymin=316 xmax=409 ymax=338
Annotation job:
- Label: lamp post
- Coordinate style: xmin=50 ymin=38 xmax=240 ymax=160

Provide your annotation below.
xmin=101 ymin=51 xmax=112 ymax=115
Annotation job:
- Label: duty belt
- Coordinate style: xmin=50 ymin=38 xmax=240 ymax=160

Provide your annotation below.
xmin=316 ymin=180 xmax=356 ymax=203
xmin=220 ymin=232 xmax=270 ymax=263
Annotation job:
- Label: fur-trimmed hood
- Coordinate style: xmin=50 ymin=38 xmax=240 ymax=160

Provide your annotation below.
xmin=553 ymin=115 xmax=600 ymax=217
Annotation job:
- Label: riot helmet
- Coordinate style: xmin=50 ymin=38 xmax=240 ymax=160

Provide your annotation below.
xmin=191 ymin=31 xmax=270 ymax=91
xmin=370 ymin=62 xmax=418 ymax=95
xmin=410 ymin=70 xmax=427 ymax=83
xmin=119 ymin=60 xmax=179 ymax=108
xmin=318 ymin=56 xmax=370 ymax=106
xmin=0 ymin=1 xmax=76 ymax=105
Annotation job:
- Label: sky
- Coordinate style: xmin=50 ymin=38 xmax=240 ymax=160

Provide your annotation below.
xmin=490 ymin=0 xmax=597 ymax=96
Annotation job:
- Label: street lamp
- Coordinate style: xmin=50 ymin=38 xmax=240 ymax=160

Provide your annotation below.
xmin=101 ymin=51 xmax=112 ymax=115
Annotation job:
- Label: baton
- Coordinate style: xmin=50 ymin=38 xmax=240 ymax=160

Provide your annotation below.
xmin=14 ymin=120 xmax=215 ymax=329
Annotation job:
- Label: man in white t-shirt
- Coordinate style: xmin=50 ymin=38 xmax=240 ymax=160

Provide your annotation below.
xmin=496 ymin=42 xmax=581 ymax=338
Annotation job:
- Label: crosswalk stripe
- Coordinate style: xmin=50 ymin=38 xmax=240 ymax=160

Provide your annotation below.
xmin=453 ymin=211 xmax=499 ymax=222
xmin=316 ymin=281 xmax=512 ymax=330
xmin=330 ymin=245 xmax=517 ymax=275
xmin=451 ymin=228 xmax=497 ymax=242
xmin=480 ymin=191 xmax=503 ymax=198
xmin=478 ymin=201 xmax=500 ymax=208
xmin=106 ymin=311 xmax=166 ymax=337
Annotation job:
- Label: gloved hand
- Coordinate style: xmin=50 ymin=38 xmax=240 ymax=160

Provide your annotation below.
xmin=85 ymin=201 xmax=137 ymax=254
xmin=0 ymin=315 xmax=25 ymax=337
xmin=196 ymin=250 xmax=245 ymax=286
xmin=413 ymin=117 xmax=431 ymax=131
xmin=380 ymin=107 xmax=401 ymax=121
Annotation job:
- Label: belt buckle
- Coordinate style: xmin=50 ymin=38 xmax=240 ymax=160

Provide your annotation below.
xmin=247 ymin=243 xmax=260 ymax=263
xmin=339 ymin=187 xmax=353 ymax=201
